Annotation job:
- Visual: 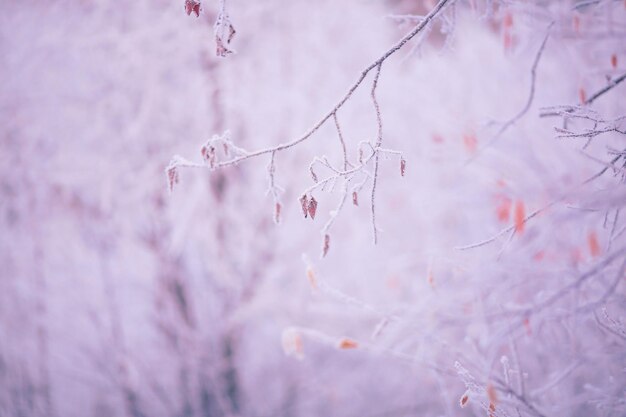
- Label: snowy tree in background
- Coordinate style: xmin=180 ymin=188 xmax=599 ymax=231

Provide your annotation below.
xmin=1 ymin=0 xmax=625 ymax=417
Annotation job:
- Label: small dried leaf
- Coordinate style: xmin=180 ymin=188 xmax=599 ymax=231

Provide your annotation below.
xmin=487 ymin=384 xmax=498 ymax=417
xmin=400 ymin=157 xmax=406 ymax=177
xmin=201 ymin=146 xmax=217 ymax=168
xmin=523 ymin=317 xmax=532 ymax=335
xmin=184 ymin=0 xmax=201 ymax=17
xmin=579 ymin=87 xmax=586 ymax=104
xmin=306 ymin=267 xmax=317 ymax=290
xmin=503 ymin=12 xmax=513 ymax=29
xmin=352 ymin=191 xmax=358 ymax=206
xmin=322 ymin=234 xmax=330 ymax=257
xmin=274 ymin=202 xmax=282 ymax=224
xmin=337 ymin=338 xmax=358 ymax=349
xmin=459 ymin=392 xmax=469 ymax=408
xmin=487 ymin=384 xmax=498 ymax=412
xmin=308 ymin=197 xmax=318 ymax=220
xmin=503 ymin=31 xmax=513 ymax=50
xmin=495 ymin=197 xmax=512 ymax=223
xmin=588 ymin=231 xmax=600 ymax=257
xmin=300 ymin=195 xmax=309 ymax=218
xmin=427 ymin=271 xmax=435 ymax=288
xmin=611 ymin=54 xmax=618 ymax=69
xmin=573 ymin=14 xmax=581 ymax=32
xmin=463 ymin=133 xmax=478 ymax=153
xmin=167 ymin=166 xmax=179 ymax=192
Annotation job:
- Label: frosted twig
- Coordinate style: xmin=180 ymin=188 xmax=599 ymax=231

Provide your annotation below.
xmin=319 ymin=177 xmax=353 ymax=257
xmin=333 ymin=113 xmax=350 ymax=171
xmin=386 ymin=14 xmax=425 ymax=24
xmin=266 ymin=151 xmax=283 ymax=224
xmin=213 ymin=0 xmax=236 ymax=57
xmin=584 ymin=72 xmax=626 ymax=105
xmin=370 ymin=63 xmax=383 ymax=244
xmin=557 ymin=126 xmax=626 ymax=140
xmin=541 ymin=72 xmax=626 ymax=118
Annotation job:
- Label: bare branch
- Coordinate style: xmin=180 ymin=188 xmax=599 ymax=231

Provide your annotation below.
xmin=470 ymin=21 xmax=553 ymax=160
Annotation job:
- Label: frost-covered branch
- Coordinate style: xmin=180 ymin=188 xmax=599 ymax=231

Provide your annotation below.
xmin=168 ymin=0 xmax=452 ymax=251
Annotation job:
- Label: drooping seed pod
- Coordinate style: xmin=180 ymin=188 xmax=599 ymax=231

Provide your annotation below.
xmin=459 ymin=391 xmax=469 ymax=408
xmin=274 ymin=202 xmax=282 ymax=224
xmin=308 ymin=197 xmax=318 ymax=220
xmin=322 ymin=234 xmax=330 ymax=257
xmin=167 ymin=166 xmax=179 ymax=192
xmin=299 ymin=195 xmax=309 ymax=218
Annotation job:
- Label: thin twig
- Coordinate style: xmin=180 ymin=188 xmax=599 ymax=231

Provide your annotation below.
xmin=585 ymin=72 xmax=626 ymax=105
xmin=370 ymin=63 xmax=383 ymax=244
xmin=469 ymin=22 xmax=553 ymax=161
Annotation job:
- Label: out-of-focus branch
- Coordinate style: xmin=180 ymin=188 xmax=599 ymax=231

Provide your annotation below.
xmin=585 ymin=72 xmax=626 ymax=105
xmin=470 ymin=21 xmax=554 ymax=161
xmin=457 ymin=149 xmax=624 ymax=251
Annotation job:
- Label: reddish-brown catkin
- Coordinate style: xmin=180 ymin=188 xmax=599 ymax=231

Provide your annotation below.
xmin=308 ymin=197 xmax=318 ymax=220
xmin=322 ymin=234 xmax=330 ymax=257
xmin=338 ymin=338 xmax=358 ymax=349
xmin=274 ymin=202 xmax=281 ymax=224
xmin=588 ymin=231 xmax=600 ymax=257
xmin=579 ymin=87 xmax=586 ymax=104
xmin=459 ymin=393 xmax=469 ymax=408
